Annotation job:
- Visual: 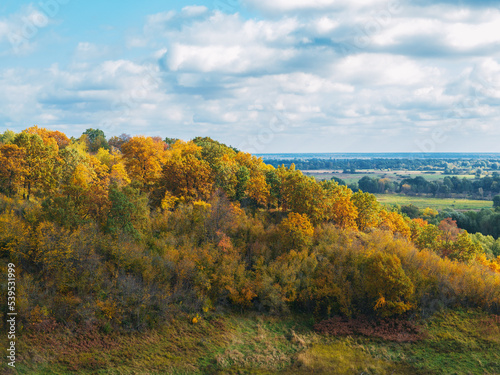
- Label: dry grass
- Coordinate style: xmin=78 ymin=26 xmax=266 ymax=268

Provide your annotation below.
xmin=2 ymin=309 xmax=500 ymax=374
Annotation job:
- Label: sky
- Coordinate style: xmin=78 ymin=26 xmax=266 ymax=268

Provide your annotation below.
xmin=1 ymin=0 xmax=500 ymax=153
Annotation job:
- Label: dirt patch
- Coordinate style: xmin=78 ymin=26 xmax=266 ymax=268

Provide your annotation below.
xmin=314 ymin=315 xmax=424 ymax=342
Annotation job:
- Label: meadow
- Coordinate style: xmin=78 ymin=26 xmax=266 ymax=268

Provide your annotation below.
xmin=4 ymin=309 xmax=500 ymax=374
xmin=375 ymin=194 xmax=493 ymax=211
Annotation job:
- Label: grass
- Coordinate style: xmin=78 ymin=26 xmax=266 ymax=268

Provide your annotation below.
xmin=375 ymin=194 xmax=493 ymax=211
xmin=2 ymin=309 xmax=500 ymax=374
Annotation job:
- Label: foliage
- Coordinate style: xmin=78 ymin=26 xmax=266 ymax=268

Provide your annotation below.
xmin=1 ymin=127 xmax=500 ymax=345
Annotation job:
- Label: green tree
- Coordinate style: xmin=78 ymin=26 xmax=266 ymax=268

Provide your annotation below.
xmin=83 ymin=128 xmax=109 ymax=152
xmin=493 ymin=195 xmax=500 ymax=210
xmin=105 ymin=185 xmax=150 ymax=239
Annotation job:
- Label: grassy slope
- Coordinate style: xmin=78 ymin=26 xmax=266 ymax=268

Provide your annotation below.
xmin=375 ymin=194 xmax=493 ymax=211
xmin=2 ymin=309 xmax=500 ymax=375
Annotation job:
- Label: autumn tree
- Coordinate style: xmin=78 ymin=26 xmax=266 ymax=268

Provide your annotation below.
xmin=322 ymin=180 xmax=358 ymax=230
xmin=151 ymin=140 xmax=214 ymax=206
xmin=121 ymin=136 xmax=168 ymax=188
xmin=277 ymin=212 xmax=314 ymax=251
xmin=25 ymin=126 xmax=70 ymax=149
xmin=447 ymin=231 xmax=482 ymax=262
xmin=13 ymin=132 xmax=59 ymax=200
xmin=0 ymin=144 xmax=26 ymax=196
xmin=364 ymin=252 xmax=415 ymax=317
xmin=377 ymin=210 xmax=411 ymax=239
xmin=352 ymin=191 xmax=381 ymax=231
xmin=108 ymin=133 xmax=131 ymax=151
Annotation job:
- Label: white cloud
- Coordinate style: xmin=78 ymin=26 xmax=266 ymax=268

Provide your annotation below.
xmin=2 ymin=2 xmax=500 ymax=152
xmin=181 ymin=5 xmax=208 ymax=17
xmin=244 ymin=0 xmax=388 ymax=13
xmin=0 ymin=5 xmax=55 ymax=55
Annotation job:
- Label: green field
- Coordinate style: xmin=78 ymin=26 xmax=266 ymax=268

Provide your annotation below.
xmin=375 ymin=194 xmax=493 ymax=211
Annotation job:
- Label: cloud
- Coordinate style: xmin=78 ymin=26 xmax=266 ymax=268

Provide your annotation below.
xmin=2 ymin=2 xmax=500 ymax=152
xmin=0 ymin=5 xmax=56 ymax=55
xmin=244 ymin=0 xmax=388 ymax=14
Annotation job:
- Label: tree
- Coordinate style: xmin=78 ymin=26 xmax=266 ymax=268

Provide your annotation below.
xmin=235 ymin=166 xmax=250 ymax=201
xmin=25 ymin=126 xmax=70 ymax=149
xmin=277 ymin=212 xmax=314 ymax=251
xmin=364 ymin=252 xmax=415 ymax=317
xmin=245 ymin=173 xmax=270 ymax=207
xmin=378 ymin=210 xmax=411 ymax=239
xmin=83 ymin=128 xmax=109 ymax=152
xmin=493 ymin=195 xmax=500 ymax=209
xmin=265 ymin=168 xmax=282 ymax=209
xmin=159 ymin=153 xmax=214 ymax=204
xmin=438 ymin=218 xmax=460 ymax=242
xmin=0 ymin=130 xmax=16 ymax=144
xmin=358 ymin=176 xmax=379 ymax=193
xmin=121 ymin=136 xmax=168 ymax=188
xmin=0 ymin=144 xmax=26 ymax=195
xmin=322 ymin=181 xmax=358 ymax=230
xmin=401 ymin=204 xmax=420 ymax=219
xmin=13 ymin=132 xmax=59 ymax=200
xmin=108 ymin=133 xmax=131 ymax=151
xmin=448 ymin=231 xmax=482 ymax=263
xmin=352 ymin=191 xmax=380 ymax=231
xmin=330 ymin=176 xmax=346 ymax=186
xmin=109 ymin=163 xmax=131 ymax=187
xmin=105 ymin=185 xmax=150 ymax=239
xmin=164 ymin=137 xmax=179 ymax=146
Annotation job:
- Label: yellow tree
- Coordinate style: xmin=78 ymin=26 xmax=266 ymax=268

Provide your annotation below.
xmin=322 ymin=181 xmax=358 ymax=230
xmin=276 ymin=164 xmax=303 ymax=211
xmin=63 ymin=155 xmax=110 ymax=223
xmin=0 ymin=144 xmax=26 ymax=195
xmin=378 ymin=210 xmax=411 ymax=240
xmin=277 ymin=212 xmax=315 ymax=251
xmin=121 ymin=136 xmax=167 ymax=187
xmin=13 ymin=132 xmax=59 ymax=200
xmin=245 ymin=173 xmax=270 ymax=207
xmin=109 ymin=163 xmax=131 ymax=187
xmin=364 ymin=252 xmax=415 ymax=317
xmin=159 ymin=142 xmax=214 ymax=203
xmin=24 ymin=125 xmax=70 ymax=149
xmin=351 ymin=191 xmax=381 ymax=231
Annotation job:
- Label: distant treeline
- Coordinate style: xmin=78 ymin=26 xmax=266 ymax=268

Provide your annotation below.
xmin=353 ymin=175 xmax=500 ymax=198
xmin=263 ymin=158 xmax=500 ymax=172
xmin=399 ymin=204 xmax=500 ymax=242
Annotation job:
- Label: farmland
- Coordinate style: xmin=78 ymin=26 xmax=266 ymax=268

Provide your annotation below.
xmin=375 ymin=194 xmax=493 ymax=211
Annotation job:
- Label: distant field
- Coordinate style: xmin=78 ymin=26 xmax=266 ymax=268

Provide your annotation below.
xmin=375 ymin=194 xmax=493 ymax=211
xmin=302 ymin=169 xmax=477 ymax=183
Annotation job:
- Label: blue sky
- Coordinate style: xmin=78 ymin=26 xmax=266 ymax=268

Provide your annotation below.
xmin=1 ymin=0 xmax=500 ymax=153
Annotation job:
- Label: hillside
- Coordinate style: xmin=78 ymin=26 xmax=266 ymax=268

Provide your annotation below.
xmin=1 ymin=128 xmax=500 ymax=374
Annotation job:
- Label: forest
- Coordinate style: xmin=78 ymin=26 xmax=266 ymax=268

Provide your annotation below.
xmin=1 ymin=127 xmax=500 ymax=373
xmin=263 ymin=157 xmax=500 ymax=174
xmin=266 ymin=157 xmax=500 ymax=199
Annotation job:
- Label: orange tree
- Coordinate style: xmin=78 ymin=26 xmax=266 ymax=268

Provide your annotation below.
xmin=121 ymin=136 xmax=167 ymax=188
